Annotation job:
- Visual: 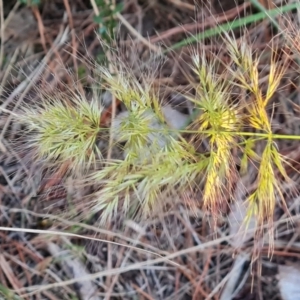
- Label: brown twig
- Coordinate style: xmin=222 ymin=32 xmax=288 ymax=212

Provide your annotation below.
xmin=149 ymin=2 xmax=251 ymax=43
xmin=63 ymin=0 xmax=84 ymax=95
xmin=0 ymin=0 xmax=4 ymax=67
xmin=166 ymin=0 xmax=195 ymax=11
xmin=32 ymin=6 xmax=47 ymax=53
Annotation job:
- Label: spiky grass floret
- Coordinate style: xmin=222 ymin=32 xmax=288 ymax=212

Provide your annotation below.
xmin=89 ymin=135 xmax=198 ymax=225
xmin=112 ymin=109 xmax=173 ymax=163
xmin=20 ymin=93 xmax=104 ymax=174
xmin=89 ymin=56 xmax=196 ymax=221
xmin=224 ymin=33 xmax=290 ymax=235
xmin=247 ymin=140 xmax=283 ymax=236
xmin=90 ymin=51 xmax=221 ymax=224
xmin=189 ymin=52 xmax=243 ymax=214
xmin=97 ymin=63 xmax=164 ymax=120
xmin=91 ymin=61 xmax=198 ymax=222
xmin=97 ymin=59 xmax=178 ymax=165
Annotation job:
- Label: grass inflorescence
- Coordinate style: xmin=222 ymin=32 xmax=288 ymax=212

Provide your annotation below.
xmin=6 ymin=26 xmax=300 ymax=252
xmin=18 ymin=90 xmax=105 ymax=176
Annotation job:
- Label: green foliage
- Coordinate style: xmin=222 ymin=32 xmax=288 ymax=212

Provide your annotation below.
xmin=0 ymin=284 xmax=22 ymax=300
xmin=93 ymin=0 xmax=123 ymax=43
xmin=18 ymin=0 xmax=41 ymax=6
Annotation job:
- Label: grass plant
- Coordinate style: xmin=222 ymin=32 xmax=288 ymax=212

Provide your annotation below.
xmin=5 ymin=15 xmax=300 ymax=254
xmin=4 ymin=1 xmax=300 ymax=297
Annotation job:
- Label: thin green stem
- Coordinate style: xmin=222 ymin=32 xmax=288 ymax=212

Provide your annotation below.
xmin=131 ymin=126 xmax=300 ymax=141
xmin=249 ymin=0 xmax=281 ymax=30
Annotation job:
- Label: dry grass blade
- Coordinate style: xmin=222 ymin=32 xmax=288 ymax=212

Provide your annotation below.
xmin=219 ymin=253 xmax=250 ymax=300
xmin=0 ymin=254 xmax=22 ymax=292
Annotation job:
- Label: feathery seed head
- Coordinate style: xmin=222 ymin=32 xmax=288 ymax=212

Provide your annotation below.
xmin=189 ymin=51 xmax=242 ymax=216
xmin=90 ymin=136 xmax=196 ymax=225
xmin=248 ymin=140 xmax=290 ymax=234
xmin=20 ymin=94 xmax=104 ymax=174
xmin=191 ymin=51 xmax=242 ymax=134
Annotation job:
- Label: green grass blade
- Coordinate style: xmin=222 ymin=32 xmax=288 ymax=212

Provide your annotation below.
xmin=167 ymin=2 xmax=300 ymax=51
xmin=249 ymin=0 xmax=280 ymax=29
xmin=0 ymin=283 xmax=23 ymax=300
